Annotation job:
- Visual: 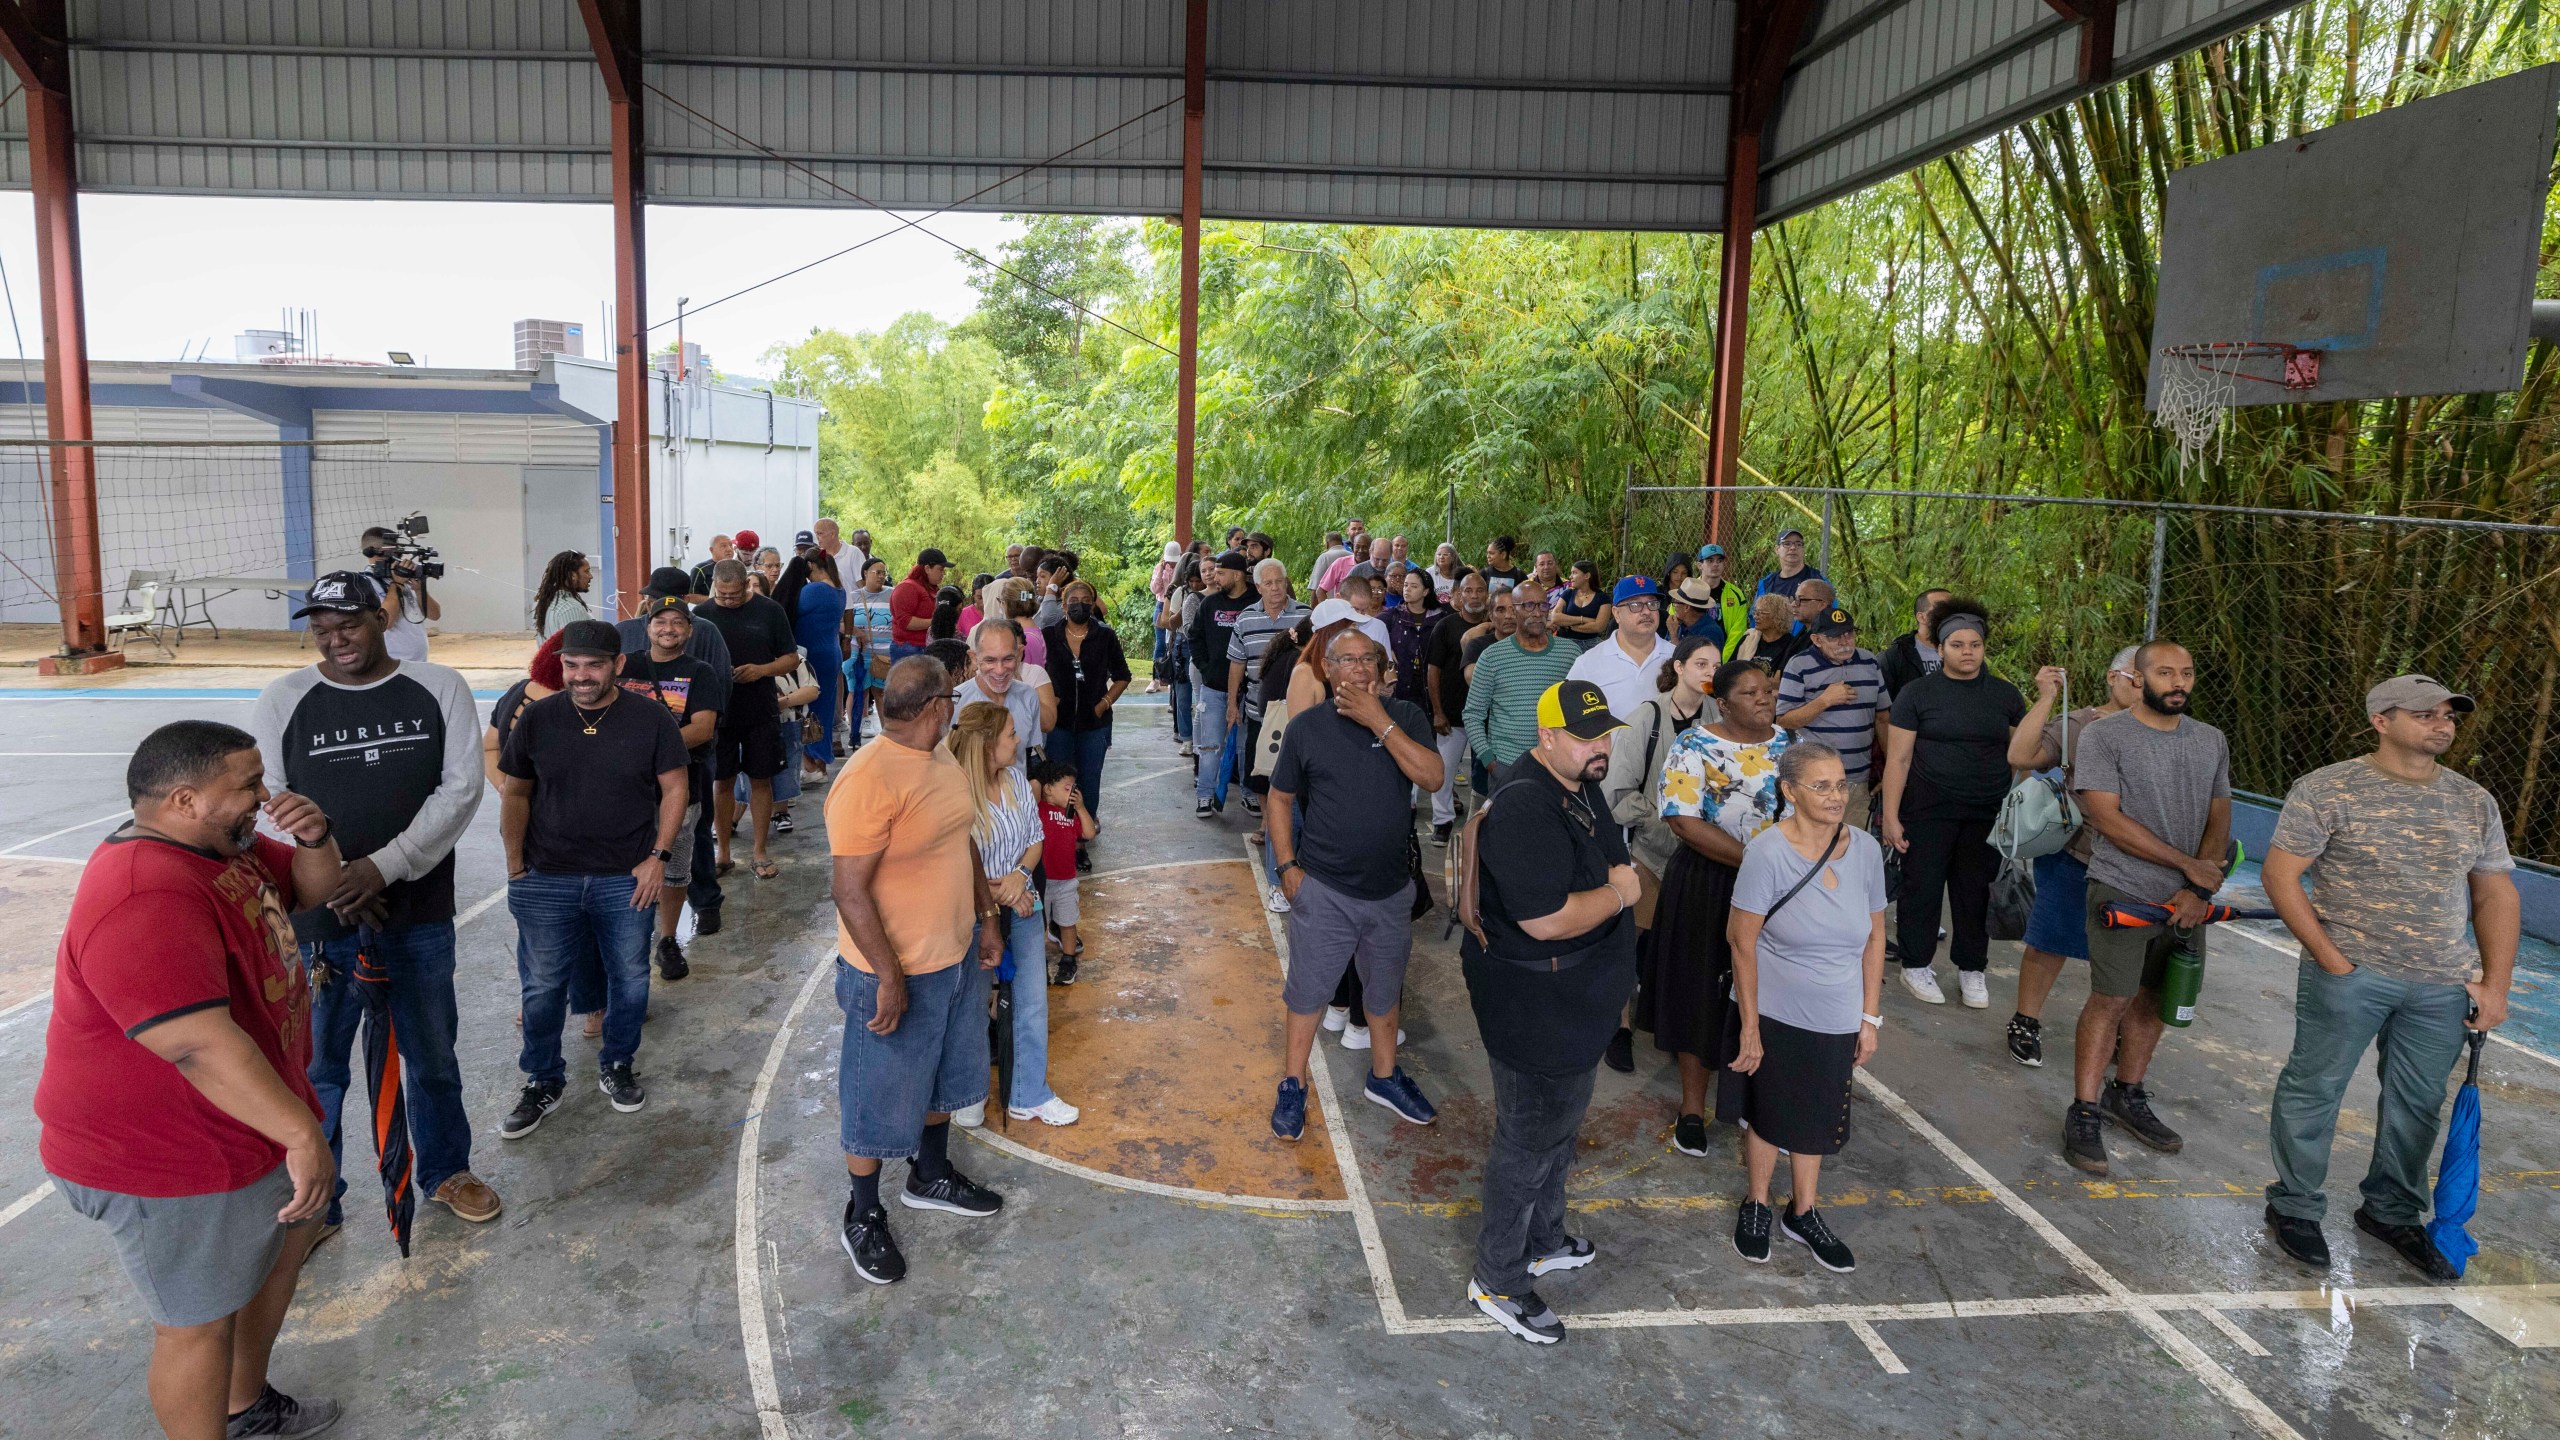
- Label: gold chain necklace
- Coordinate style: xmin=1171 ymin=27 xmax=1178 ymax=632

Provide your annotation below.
xmin=570 ymin=699 xmax=608 ymax=735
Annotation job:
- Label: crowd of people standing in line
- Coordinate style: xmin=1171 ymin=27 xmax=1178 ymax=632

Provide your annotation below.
xmin=28 ymin=506 xmax=2529 ymax=1436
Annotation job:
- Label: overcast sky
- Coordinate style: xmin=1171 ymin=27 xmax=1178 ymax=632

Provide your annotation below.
xmin=0 ymin=194 xmax=1021 ymax=379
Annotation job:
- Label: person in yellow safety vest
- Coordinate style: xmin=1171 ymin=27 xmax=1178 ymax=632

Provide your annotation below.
xmin=1672 ymin=545 xmax=1752 ymax=658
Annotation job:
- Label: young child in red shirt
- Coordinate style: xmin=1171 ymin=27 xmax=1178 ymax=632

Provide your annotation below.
xmin=1031 ymin=758 xmax=1099 ymax=985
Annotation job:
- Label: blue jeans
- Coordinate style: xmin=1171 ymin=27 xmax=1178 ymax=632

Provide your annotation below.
xmin=2267 ymin=961 xmax=2473 ymax=1225
xmin=509 ymin=870 xmax=655 ymax=1084
xmin=804 ymin=644 xmax=842 ymax=766
xmin=304 ymin=922 xmax=470 ymax=1225
xmin=1044 ymin=725 xmax=1112 ymax=817
xmin=997 ymin=907 xmax=1057 ymax=1110
xmin=890 ymin=640 xmax=928 ymax=665
xmin=1192 ymin=670 xmax=1233 ymax=806
xmin=844 ymin=663 xmax=869 ymax=745
xmin=1170 ymin=668 xmax=1194 ymax=742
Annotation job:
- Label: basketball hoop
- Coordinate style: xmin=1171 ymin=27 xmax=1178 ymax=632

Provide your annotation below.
xmin=2155 ymin=342 xmax=2322 ymax=472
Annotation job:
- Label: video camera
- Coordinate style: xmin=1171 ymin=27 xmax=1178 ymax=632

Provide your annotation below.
xmin=365 ymin=512 xmax=446 ymax=581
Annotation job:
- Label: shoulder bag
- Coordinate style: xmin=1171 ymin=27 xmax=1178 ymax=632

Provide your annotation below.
xmin=1990 ymin=672 xmax=2082 ymax=862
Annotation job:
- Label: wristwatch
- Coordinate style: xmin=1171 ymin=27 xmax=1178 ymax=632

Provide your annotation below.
xmin=652 ymin=847 xmax=674 ymax=864
xmin=294 ymin=822 xmax=334 ymax=850
xmin=1862 ymin=1013 xmax=1885 ymax=1029
xmin=1276 ymin=859 xmax=1302 ymax=875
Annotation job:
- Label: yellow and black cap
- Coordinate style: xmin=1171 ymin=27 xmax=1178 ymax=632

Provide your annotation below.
xmin=1536 ymin=679 xmax=1626 ymax=740
xmin=637 ymin=593 xmax=694 ymax=623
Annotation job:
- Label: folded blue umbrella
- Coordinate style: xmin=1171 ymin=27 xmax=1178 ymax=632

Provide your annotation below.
xmin=2425 ymin=1029 xmax=2489 ymax=1278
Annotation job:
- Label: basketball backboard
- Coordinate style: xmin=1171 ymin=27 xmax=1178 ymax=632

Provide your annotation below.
xmin=2147 ymin=63 xmax=2560 ymax=412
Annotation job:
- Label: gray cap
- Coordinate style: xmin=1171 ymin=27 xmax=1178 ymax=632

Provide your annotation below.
xmin=2365 ymin=673 xmax=2474 ymax=716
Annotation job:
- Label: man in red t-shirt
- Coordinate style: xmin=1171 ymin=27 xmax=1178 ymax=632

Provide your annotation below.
xmin=889 ymin=546 xmax=950 ymax=660
xmin=36 ymin=719 xmax=349 ymax=1439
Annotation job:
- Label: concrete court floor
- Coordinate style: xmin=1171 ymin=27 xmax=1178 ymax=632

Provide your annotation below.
xmin=0 ymin=680 xmax=2554 ymax=1439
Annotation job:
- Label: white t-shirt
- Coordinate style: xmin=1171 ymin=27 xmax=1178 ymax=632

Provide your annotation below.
xmin=383 ymin=583 xmax=429 ymax=661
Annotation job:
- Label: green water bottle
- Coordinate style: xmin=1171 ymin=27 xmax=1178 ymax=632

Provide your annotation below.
xmin=2157 ymin=929 xmax=2205 ymax=1027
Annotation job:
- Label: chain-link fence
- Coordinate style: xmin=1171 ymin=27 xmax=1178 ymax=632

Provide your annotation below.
xmin=1629 ymin=484 xmax=2560 ymax=867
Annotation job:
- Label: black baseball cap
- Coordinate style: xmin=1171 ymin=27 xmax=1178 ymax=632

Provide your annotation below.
xmin=291 ymin=570 xmax=383 ymax=619
xmin=556 ymin=618 xmax=624 ymax=659
xmin=1537 ymin=679 xmax=1627 ymax=740
xmin=645 ymin=565 xmax=694 ymax=597
xmin=793 ymin=529 xmax=816 ymax=547
xmin=1217 ymin=549 xmax=1252 ymax=571
xmin=917 ymin=547 xmax=950 ymax=567
xmin=1810 ymin=606 xmax=1857 ymax=637
xmin=636 ymin=593 xmax=694 ymax=623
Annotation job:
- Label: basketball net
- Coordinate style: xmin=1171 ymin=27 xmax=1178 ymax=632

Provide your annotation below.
xmin=2156 ymin=353 xmax=2237 ymax=473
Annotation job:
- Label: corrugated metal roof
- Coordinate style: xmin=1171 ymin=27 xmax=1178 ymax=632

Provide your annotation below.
xmin=0 ymin=0 xmax=2298 ymax=230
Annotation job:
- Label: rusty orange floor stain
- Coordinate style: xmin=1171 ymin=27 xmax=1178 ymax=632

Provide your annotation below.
xmin=0 ymin=858 xmax=79 ymax=1010
xmin=999 ymin=860 xmax=1347 ymax=1202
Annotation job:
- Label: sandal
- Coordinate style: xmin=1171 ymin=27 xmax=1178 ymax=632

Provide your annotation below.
xmin=753 ymin=859 xmax=779 ymax=880
xmin=716 ymin=859 xmax=736 ymax=877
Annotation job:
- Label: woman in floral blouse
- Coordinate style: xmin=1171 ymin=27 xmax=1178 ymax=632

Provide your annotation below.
xmin=1640 ymin=659 xmax=1790 ymax=1157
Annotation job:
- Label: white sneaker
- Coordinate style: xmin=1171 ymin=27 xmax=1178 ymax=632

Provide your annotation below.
xmin=1008 ymin=1096 xmax=1081 ymax=1126
xmin=1321 ymin=1005 xmax=1350 ymax=1032
xmin=950 ymin=1101 xmax=986 ymax=1129
xmin=1958 ymin=971 xmax=1990 ymax=1009
xmin=1179 ymin=740 xmax=1196 ymax=758
xmin=1266 ymin=888 xmax=1292 ymax=914
xmin=1342 ymin=1024 xmax=1405 ymax=1051
xmin=1900 ymin=967 xmax=1948 ymax=1005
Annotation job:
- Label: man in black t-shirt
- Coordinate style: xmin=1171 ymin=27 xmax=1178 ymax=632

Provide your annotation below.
xmin=621 ymin=595 xmax=722 ymax=982
xmin=1266 ymin=624 xmax=1446 ymax=1142
xmin=1184 ymin=552 xmax=1255 ymax=817
xmin=496 ymin=619 xmax=690 ymax=1134
xmin=1424 ymin=568 xmax=1489 ymax=840
xmin=621 ymin=565 xmax=733 ymax=934
xmin=251 ymin=570 xmax=499 ymax=1228
xmin=694 ymin=559 xmax=800 ymax=879
xmin=1460 ymin=679 xmax=1640 ymax=1346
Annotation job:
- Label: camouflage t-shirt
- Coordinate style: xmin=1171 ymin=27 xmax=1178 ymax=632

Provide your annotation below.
xmin=2269 ymin=758 xmax=2514 ymax=982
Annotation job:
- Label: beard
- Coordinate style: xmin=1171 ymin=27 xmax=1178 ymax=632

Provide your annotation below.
xmin=1577 ymin=753 xmax=1609 ymax=781
xmin=2143 ymin=682 xmax=2191 ymax=714
xmin=223 ymin=808 xmax=259 ymax=854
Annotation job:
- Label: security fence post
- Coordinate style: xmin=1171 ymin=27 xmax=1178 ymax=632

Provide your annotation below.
xmin=2145 ymin=511 xmax=2167 ymax=640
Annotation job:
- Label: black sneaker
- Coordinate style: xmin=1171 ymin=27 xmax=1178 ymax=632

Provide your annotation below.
xmin=840 ymin=1198 xmax=906 ymax=1285
xmin=2005 ymin=1013 xmax=2044 ymax=1067
xmin=1672 ymin=1113 xmax=1710 ymax=1157
xmin=2265 ymin=1204 xmax=2331 ymax=1271
xmin=2102 ymin=1079 xmax=2183 ymax=1153
xmin=1733 ymin=1200 xmax=1773 ymax=1263
xmin=498 ymin=1080 xmax=563 ymax=1139
xmin=656 ymin=935 xmax=690 ymax=981
xmin=2355 ymin=1206 xmax=2461 ymax=1281
xmin=902 ymin=1166 xmax=1004 ymax=1217
xmin=1053 ymin=954 xmax=1079 ymax=987
xmin=1242 ymin=793 xmax=1262 ymax=817
xmin=1603 ymin=1026 xmax=1635 ymax=1074
xmin=225 ymin=1384 xmax=340 ymax=1438
xmin=1468 ymin=1280 xmax=1565 ymax=1345
xmin=1527 ymin=1234 xmax=1596 ymax=1276
xmin=1780 ymin=1206 xmax=1856 ymax=1273
xmin=1432 ymin=821 xmax=1452 ymax=848
xmin=1194 ymin=798 xmax=1216 ymax=819
xmin=692 ymin=906 xmax=722 ymax=937
xmin=772 ymin=809 xmax=795 ymax=834
xmin=599 ymin=1063 xmax=646 ymax=1113
xmin=2064 ymin=1100 xmax=2109 ymax=1175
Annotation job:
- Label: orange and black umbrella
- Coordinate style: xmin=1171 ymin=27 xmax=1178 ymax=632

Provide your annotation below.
xmin=354 ymin=945 xmax=415 ymax=1257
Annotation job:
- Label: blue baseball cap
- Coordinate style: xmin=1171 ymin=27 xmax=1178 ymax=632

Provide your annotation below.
xmin=1695 ymin=544 xmax=1726 ymax=560
xmin=1611 ymin=575 xmax=1662 ymax=606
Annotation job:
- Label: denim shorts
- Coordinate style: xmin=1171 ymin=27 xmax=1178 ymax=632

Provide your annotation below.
xmin=2022 ymin=850 xmax=2091 ymax=960
xmin=834 ymin=954 xmax=991 ymax=1159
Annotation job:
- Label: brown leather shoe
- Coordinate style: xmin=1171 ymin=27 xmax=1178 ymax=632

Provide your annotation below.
xmin=432 ymin=1171 xmax=503 ymax=1223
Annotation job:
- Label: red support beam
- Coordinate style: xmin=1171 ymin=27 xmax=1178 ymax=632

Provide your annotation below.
xmin=0 ymin=0 xmax=114 ymax=671
xmin=1172 ymin=0 xmax=1205 ymax=548
xmin=1703 ymin=0 xmax=1814 ymax=549
xmin=2044 ymin=0 xmax=2117 ymax=86
xmin=581 ymin=0 xmax=651 ymax=617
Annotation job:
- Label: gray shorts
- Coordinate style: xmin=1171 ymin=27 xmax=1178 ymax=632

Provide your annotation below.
xmin=2085 ymin=878 xmax=2207 ymax=999
xmin=54 ymin=1163 xmax=301 ymax=1327
xmin=664 ymin=800 xmax=702 ymax=887
xmin=1281 ymin=871 xmax=1415 ymax=1016
xmin=1046 ymin=875 xmax=1080 ymax=928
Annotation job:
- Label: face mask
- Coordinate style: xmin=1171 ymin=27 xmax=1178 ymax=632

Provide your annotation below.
xmin=1066 ymin=601 xmax=1094 ymax=625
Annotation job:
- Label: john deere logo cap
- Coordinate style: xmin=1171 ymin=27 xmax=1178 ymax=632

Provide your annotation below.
xmin=1535 ymin=679 xmax=1627 ymax=740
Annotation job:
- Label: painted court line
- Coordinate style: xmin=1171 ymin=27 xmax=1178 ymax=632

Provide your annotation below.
xmin=0 ymin=806 xmax=129 ymax=856
xmin=1854 ymin=1069 xmax=2302 ymax=1440
xmin=1845 ymin=1318 xmax=1908 ymax=1373
xmin=961 ymin=1125 xmax=1351 ymax=1214
xmin=0 ymin=1180 xmax=54 ymax=1231
xmin=2224 ymin=924 xmax=2560 ymax=1072
xmin=1104 ymin=762 xmax=1194 ymax=791
xmin=2195 ymin=1305 xmax=2273 ymax=1357
xmin=733 ymin=947 xmax=838 ymax=1440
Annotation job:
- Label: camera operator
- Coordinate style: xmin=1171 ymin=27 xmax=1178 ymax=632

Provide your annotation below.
xmin=360 ymin=524 xmax=441 ymax=662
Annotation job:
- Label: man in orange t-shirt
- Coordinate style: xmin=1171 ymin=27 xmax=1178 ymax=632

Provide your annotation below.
xmin=826 ymin=654 xmax=1005 ymax=1286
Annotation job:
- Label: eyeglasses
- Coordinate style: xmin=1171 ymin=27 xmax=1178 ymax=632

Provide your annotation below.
xmin=1328 ymin=652 xmax=1382 ymax=669
xmin=1793 ymin=779 xmax=1853 ymax=797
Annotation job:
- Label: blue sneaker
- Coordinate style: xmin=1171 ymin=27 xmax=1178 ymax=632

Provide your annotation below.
xmin=1271 ymin=1076 xmax=1307 ymax=1142
xmin=1364 ymin=1067 xmax=1437 ymax=1125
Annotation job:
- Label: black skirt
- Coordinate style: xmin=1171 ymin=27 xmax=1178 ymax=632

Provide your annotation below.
xmin=1715 ymin=1016 xmax=1858 ymax=1156
xmin=1637 ymin=845 xmax=1739 ymax=1061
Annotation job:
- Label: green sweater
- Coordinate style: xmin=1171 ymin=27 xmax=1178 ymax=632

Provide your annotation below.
xmin=1463 ymin=635 xmax=1581 ymax=770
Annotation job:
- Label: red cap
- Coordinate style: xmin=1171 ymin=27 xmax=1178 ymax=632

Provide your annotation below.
xmin=734 ymin=528 xmax=761 ymax=551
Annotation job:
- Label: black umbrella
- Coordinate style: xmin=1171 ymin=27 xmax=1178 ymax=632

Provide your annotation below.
xmin=354 ymin=944 xmax=414 ymax=1257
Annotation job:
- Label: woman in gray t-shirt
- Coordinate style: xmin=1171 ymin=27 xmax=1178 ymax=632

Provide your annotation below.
xmin=1720 ymin=740 xmax=1887 ymax=1274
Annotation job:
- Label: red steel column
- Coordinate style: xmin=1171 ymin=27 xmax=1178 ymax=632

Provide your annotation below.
xmin=581 ymin=0 xmax=650 ymax=616
xmin=1172 ymin=0 xmax=1205 ymax=548
xmin=0 ymin=1 xmax=114 ymax=670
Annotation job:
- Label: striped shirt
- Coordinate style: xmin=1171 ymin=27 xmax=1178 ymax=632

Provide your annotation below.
xmin=1776 ymin=645 xmax=1886 ymax=782
xmin=1463 ymin=634 xmax=1581 ymax=771
xmin=1229 ymin=600 xmax=1310 ymax=719
xmin=977 ymin=775 xmax=1045 ymax=878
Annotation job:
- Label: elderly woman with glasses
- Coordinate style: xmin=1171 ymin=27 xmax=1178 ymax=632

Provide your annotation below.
xmin=1722 ymin=739 xmax=1886 ymax=1275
